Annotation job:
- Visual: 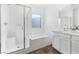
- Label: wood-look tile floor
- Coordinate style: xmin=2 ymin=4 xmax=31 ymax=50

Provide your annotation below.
xmin=28 ymin=45 xmax=61 ymax=54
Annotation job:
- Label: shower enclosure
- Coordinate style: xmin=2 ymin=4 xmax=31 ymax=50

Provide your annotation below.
xmin=1 ymin=4 xmax=31 ymax=53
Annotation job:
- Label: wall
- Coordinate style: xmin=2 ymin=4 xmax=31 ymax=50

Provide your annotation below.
xmin=45 ymin=4 xmax=69 ymax=32
xmin=31 ymin=6 xmax=45 ymax=35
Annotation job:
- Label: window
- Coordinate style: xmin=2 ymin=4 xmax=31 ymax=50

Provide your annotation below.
xmin=32 ymin=14 xmax=41 ymax=28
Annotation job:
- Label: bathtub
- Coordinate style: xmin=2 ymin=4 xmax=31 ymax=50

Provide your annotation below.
xmin=10 ymin=33 xmax=52 ymax=54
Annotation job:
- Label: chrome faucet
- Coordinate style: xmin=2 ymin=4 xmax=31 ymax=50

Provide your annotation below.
xmin=71 ymin=25 xmax=79 ymax=30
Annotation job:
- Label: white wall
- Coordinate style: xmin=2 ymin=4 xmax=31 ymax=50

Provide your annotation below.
xmin=45 ymin=4 xmax=69 ymax=32
xmin=45 ymin=7 xmax=58 ymax=32
xmin=31 ymin=6 xmax=45 ymax=36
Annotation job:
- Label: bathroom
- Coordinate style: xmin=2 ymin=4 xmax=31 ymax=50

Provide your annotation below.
xmin=0 ymin=4 xmax=79 ymax=54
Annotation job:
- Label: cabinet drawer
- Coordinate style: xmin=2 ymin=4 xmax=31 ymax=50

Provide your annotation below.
xmin=54 ymin=33 xmax=71 ymax=39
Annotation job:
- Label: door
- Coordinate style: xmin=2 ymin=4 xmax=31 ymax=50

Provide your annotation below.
xmin=53 ymin=36 xmax=60 ymax=51
xmin=60 ymin=38 xmax=70 ymax=54
xmin=72 ymin=40 xmax=79 ymax=54
xmin=1 ymin=5 xmax=24 ymax=53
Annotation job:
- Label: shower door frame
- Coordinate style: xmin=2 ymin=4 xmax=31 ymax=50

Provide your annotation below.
xmin=1 ymin=4 xmax=31 ymax=53
xmin=17 ymin=4 xmax=31 ymax=49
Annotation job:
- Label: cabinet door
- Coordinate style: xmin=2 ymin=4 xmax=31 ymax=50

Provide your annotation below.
xmin=1 ymin=5 xmax=24 ymax=53
xmin=53 ymin=37 xmax=60 ymax=51
xmin=60 ymin=38 xmax=70 ymax=54
xmin=72 ymin=40 xmax=79 ymax=54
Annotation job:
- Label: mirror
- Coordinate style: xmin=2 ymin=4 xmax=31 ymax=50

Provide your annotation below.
xmin=71 ymin=5 xmax=79 ymax=31
xmin=59 ymin=4 xmax=79 ymax=31
xmin=59 ymin=5 xmax=73 ymax=31
xmin=73 ymin=5 xmax=79 ymax=29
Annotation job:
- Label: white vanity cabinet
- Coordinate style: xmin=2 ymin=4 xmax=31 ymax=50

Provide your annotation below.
xmin=71 ymin=36 xmax=79 ymax=54
xmin=60 ymin=38 xmax=70 ymax=54
xmin=53 ymin=32 xmax=71 ymax=54
xmin=53 ymin=35 xmax=60 ymax=51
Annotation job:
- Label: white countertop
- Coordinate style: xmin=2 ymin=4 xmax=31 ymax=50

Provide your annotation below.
xmin=52 ymin=30 xmax=79 ymax=36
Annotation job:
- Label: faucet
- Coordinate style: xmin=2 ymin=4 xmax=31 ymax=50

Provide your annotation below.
xmin=71 ymin=25 xmax=79 ymax=30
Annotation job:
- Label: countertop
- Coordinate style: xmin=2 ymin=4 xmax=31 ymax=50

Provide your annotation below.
xmin=52 ymin=30 xmax=79 ymax=36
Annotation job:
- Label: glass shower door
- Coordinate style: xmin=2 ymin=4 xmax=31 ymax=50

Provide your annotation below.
xmin=1 ymin=5 xmax=24 ymax=53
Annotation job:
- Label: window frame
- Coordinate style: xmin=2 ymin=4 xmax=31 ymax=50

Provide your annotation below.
xmin=32 ymin=14 xmax=41 ymax=28
xmin=31 ymin=7 xmax=45 ymax=35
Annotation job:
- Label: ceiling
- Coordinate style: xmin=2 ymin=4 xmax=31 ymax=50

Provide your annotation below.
xmin=24 ymin=4 xmax=71 ymax=10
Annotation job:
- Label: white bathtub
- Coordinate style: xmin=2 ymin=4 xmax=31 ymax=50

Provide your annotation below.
xmin=10 ymin=34 xmax=52 ymax=54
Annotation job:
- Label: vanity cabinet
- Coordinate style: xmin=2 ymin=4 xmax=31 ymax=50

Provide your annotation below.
xmin=72 ymin=36 xmax=79 ymax=54
xmin=60 ymin=38 xmax=70 ymax=54
xmin=53 ymin=31 xmax=79 ymax=54
xmin=71 ymin=40 xmax=79 ymax=54
xmin=53 ymin=36 xmax=60 ymax=51
xmin=53 ymin=32 xmax=71 ymax=54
